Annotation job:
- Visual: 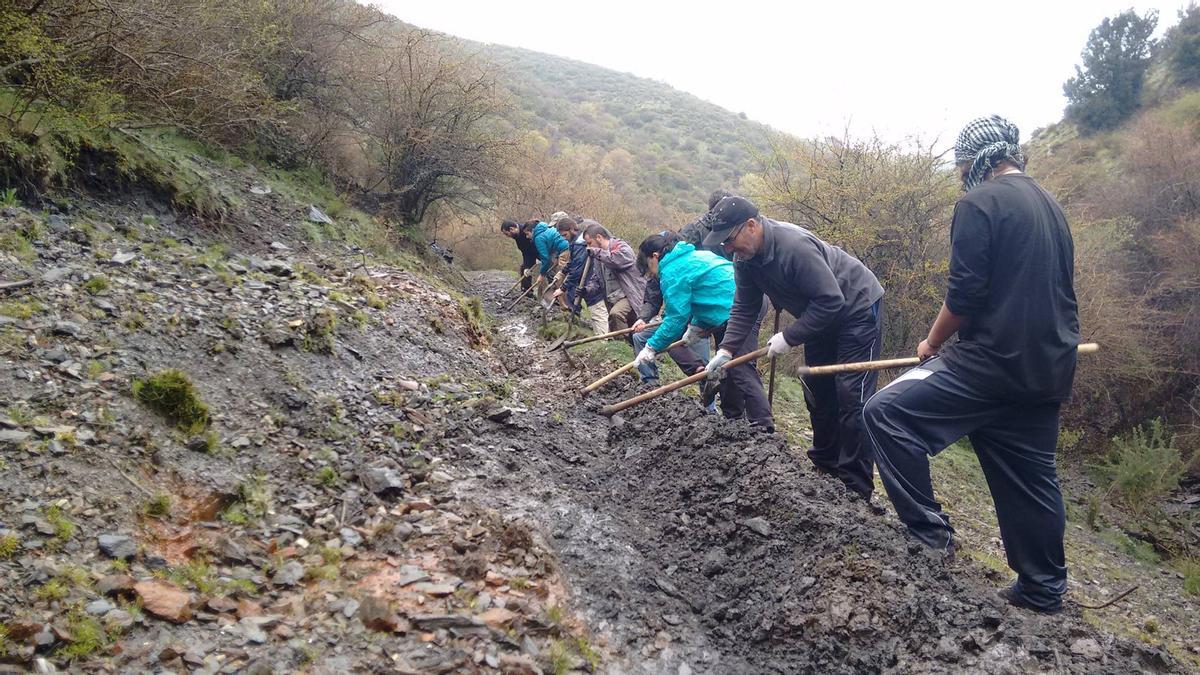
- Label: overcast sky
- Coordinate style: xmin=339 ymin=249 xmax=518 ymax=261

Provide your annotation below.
xmin=378 ymin=0 xmax=1190 ymax=149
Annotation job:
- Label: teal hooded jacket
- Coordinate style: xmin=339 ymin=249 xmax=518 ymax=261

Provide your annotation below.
xmin=532 ymin=222 xmax=569 ymax=276
xmin=647 ymin=242 xmax=735 ymax=352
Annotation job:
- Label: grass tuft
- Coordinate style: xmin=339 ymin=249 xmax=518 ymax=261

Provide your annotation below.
xmin=132 ymin=369 xmax=211 ymax=433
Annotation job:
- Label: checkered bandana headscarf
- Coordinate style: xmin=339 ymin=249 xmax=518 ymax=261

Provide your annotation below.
xmin=954 ymin=115 xmax=1026 ymax=191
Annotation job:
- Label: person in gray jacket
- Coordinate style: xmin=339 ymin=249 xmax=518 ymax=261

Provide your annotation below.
xmin=583 ymin=222 xmax=645 ymax=332
xmin=703 ymin=196 xmax=885 ymax=499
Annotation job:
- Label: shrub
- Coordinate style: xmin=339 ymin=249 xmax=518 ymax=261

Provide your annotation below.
xmin=132 ymin=369 xmax=211 ymax=433
xmin=1092 ymin=418 xmax=1186 ymax=514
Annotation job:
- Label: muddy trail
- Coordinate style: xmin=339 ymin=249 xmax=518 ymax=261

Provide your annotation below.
xmin=462 ymin=270 xmax=1179 ymax=674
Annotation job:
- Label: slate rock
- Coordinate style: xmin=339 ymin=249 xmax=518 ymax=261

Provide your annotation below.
xmin=742 ymin=517 xmax=772 ymax=537
xmin=97 ymin=533 xmax=137 ymax=560
xmin=133 ymin=580 xmax=193 ymax=623
xmin=361 ymin=467 xmax=406 ymax=497
xmin=272 ymin=561 xmax=305 ymax=587
xmin=110 ymin=252 xmax=137 ymax=265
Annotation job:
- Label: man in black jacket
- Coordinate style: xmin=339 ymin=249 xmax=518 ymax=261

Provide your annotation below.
xmin=704 ymin=196 xmax=885 ymax=498
xmin=862 ymin=116 xmax=1079 ymax=614
xmin=501 ymin=220 xmax=539 ymax=291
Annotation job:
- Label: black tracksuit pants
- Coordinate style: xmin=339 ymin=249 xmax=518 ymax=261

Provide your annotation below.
xmin=862 ymin=356 xmax=1067 ymax=612
xmin=711 ymin=318 xmax=774 ymax=431
xmin=802 ymin=300 xmax=883 ymax=497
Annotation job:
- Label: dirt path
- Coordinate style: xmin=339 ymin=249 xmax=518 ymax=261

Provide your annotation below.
xmin=461 ymin=270 xmax=1183 ymax=674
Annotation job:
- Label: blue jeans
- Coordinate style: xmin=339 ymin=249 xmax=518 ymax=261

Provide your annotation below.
xmin=632 ymin=328 xmax=709 ymax=382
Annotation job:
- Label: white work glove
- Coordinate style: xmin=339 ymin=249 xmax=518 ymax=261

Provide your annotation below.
xmin=682 ymin=324 xmax=706 ymax=347
xmin=704 ymin=349 xmax=733 ymax=380
xmin=523 ymin=267 xmax=535 ymax=278
xmin=634 ymin=346 xmax=656 ymax=367
xmin=767 ymin=332 xmax=794 ymax=357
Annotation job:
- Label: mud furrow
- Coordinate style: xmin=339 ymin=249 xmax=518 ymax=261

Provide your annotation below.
xmin=462 ymin=270 xmax=1180 ymax=674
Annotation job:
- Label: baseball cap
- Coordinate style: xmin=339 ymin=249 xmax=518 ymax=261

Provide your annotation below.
xmin=549 ymin=211 xmax=569 ymax=226
xmin=702 ymin=196 xmax=759 ymax=249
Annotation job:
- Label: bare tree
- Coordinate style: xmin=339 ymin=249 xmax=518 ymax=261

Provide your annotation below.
xmin=344 ymin=28 xmax=513 ymax=227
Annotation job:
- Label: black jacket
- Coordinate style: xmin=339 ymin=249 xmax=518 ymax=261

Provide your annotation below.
xmin=514 ymin=234 xmax=538 ymax=268
xmin=940 ymin=174 xmax=1079 ymax=402
xmin=721 ymin=218 xmax=884 ymax=352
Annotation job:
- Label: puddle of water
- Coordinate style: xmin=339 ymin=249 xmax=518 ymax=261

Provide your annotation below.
xmin=499 ymin=320 xmax=535 ymax=348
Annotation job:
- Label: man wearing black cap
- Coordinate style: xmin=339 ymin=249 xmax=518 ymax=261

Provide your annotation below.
xmin=703 ymin=196 xmax=885 ymax=499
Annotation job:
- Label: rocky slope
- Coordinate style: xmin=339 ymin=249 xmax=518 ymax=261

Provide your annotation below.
xmin=0 ymin=186 xmax=1192 ymax=674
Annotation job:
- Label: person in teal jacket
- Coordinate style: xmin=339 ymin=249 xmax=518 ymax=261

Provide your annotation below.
xmin=634 ymin=232 xmax=773 ymax=430
xmin=522 ymin=220 xmax=570 ymax=281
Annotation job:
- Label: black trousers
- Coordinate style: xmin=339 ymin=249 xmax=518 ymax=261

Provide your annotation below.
xmin=802 ymin=300 xmax=882 ymax=497
xmin=862 ymin=356 xmax=1067 ymax=611
xmin=519 ymin=255 xmax=538 ymax=292
xmin=711 ymin=316 xmax=774 ymax=430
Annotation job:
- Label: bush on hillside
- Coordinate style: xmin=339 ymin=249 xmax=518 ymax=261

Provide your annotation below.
xmin=1092 ymin=419 xmax=1186 ymax=515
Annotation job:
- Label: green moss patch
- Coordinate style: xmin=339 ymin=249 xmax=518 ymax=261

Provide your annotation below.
xmin=132 ymin=369 xmax=211 ymax=433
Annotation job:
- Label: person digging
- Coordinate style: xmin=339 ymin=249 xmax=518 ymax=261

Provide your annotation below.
xmin=636 ymin=232 xmax=773 ymax=430
xmin=500 ymin=219 xmax=539 ymax=292
xmin=703 ymin=196 xmax=884 ymax=499
xmin=863 ymin=115 xmax=1079 ymax=614
xmin=583 ymin=223 xmax=646 ymax=334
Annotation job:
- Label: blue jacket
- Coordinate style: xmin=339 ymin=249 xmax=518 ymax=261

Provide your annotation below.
xmin=647 ymin=242 xmax=735 ymax=352
xmin=532 ymin=222 xmax=570 ymax=276
xmin=564 ymin=235 xmax=605 ymax=309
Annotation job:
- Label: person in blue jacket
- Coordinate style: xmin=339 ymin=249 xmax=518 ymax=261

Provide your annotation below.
xmin=552 ymin=218 xmax=608 ymax=334
xmin=518 ymin=219 xmax=570 ymax=289
xmin=633 ymin=232 xmax=773 ymax=430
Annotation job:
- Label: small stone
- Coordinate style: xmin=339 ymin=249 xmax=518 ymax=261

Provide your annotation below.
xmin=41 ymin=268 xmax=71 ymax=283
xmin=97 ymin=533 xmax=137 ymax=560
xmin=359 ymin=595 xmax=402 ymax=633
xmin=249 ymin=185 xmax=271 ymax=196
xmin=238 ymin=617 xmax=268 ymax=644
xmin=97 ymin=574 xmax=136 ymax=598
xmin=485 ymin=407 xmax=514 ymax=422
xmin=397 ymin=379 xmax=420 ymax=391
xmin=702 ymin=548 xmax=727 ymax=577
xmin=110 ymin=252 xmax=137 ymax=265
xmin=85 ymin=599 xmax=115 ymax=616
xmin=742 ymin=517 xmax=772 ymax=537
xmin=308 ymin=205 xmax=334 ymax=225
xmin=102 ymin=609 xmax=135 ymax=631
xmin=361 ymin=467 xmax=406 ymax=497
xmin=269 ymin=241 xmax=290 ymax=251
xmin=51 ymin=321 xmax=83 ymax=338
xmin=134 ymin=580 xmax=194 ymax=623
xmin=339 ymin=527 xmax=363 ymax=548
xmin=411 ymin=581 xmax=458 ymax=597
xmin=207 ymin=596 xmax=238 ymax=613
xmin=272 ymin=561 xmax=305 ymax=587
xmin=0 ymin=429 xmax=31 ymax=444
xmin=1070 ymin=638 xmax=1103 ymax=660
xmin=478 ymin=607 xmax=516 ymax=628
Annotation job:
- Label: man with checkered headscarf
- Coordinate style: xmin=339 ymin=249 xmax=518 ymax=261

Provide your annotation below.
xmin=863 ymin=115 xmax=1080 ymax=614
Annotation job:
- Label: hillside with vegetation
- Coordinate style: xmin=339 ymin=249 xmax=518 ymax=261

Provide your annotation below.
xmin=481 ymin=44 xmax=772 ymax=212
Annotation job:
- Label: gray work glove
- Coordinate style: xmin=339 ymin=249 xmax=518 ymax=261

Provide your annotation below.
xmin=704 ymin=349 xmax=733 ymax=380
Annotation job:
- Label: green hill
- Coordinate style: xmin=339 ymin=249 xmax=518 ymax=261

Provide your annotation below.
xmin=479 ymin=44 xmax=773 ymax=212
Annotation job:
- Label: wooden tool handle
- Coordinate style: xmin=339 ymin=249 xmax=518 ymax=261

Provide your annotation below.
xmin=563 ymin=321 xmax=661 ymax=349
xmin=579 ymin=338 xmax=686 ymax=396
xmin=502 ymin=282 xmax=537 ymax=310
xmin=601 ymin=347 xmax=767 ymax=416
xmin=796 ymin=342 xmax=1101 ymax=377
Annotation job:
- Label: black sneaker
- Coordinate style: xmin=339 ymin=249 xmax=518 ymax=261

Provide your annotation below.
xmin=997 ymin=582 xmax=1063 ymax=614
